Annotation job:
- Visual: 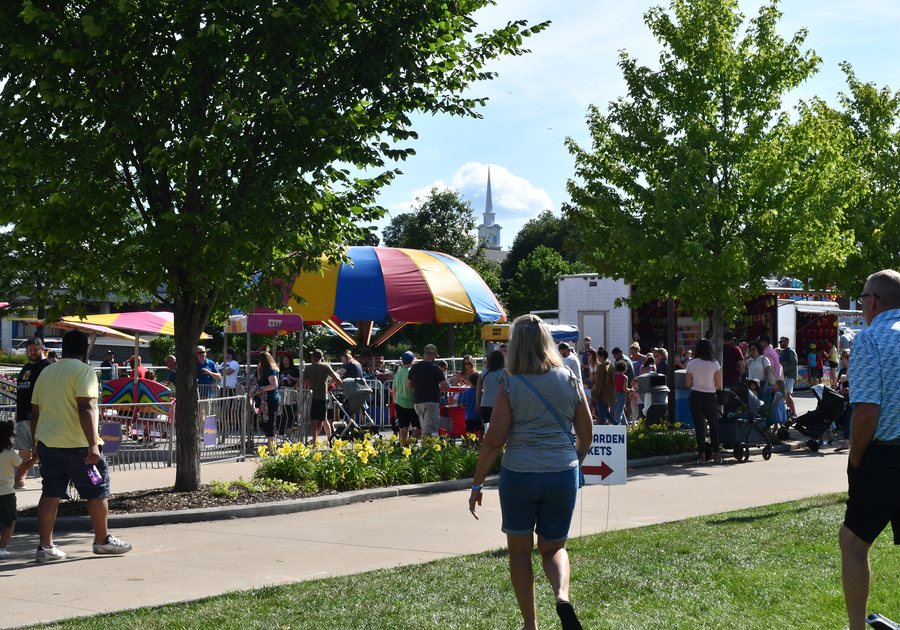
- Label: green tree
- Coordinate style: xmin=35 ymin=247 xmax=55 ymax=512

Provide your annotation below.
xmin=506 ymin=245 xmax=590 ymax=317
xmin=0 ymin=2 xmax=546 ymax=490
xmin=565 ymin=0 xmax=853 ymax=344
xmin=823 ymin=64 xmax=900 ymax=294
xmin=500 ymin=210 xmax=584 ymax=286
xmin=383 ymin=187 xmax=478 ymax=258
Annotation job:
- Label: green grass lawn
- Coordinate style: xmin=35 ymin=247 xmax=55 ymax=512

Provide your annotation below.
xmin=34 ymin=493 xmax=900 ymax=629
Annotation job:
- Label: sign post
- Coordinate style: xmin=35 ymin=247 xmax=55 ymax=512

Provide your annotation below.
xmin=582 ymin=425 xmax=627 ymax=485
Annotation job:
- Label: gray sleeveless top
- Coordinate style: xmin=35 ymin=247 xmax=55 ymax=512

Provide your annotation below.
xmin=501 ymin=367 xmax=583 ymax=473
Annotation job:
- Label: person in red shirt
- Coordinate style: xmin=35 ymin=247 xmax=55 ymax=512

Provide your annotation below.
xmin=721 ymin=331 xmax=745 ymax=386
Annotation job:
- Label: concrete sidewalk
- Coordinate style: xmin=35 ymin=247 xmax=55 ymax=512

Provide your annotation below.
xmin=2 ymin=442 xmax=849 ymax=628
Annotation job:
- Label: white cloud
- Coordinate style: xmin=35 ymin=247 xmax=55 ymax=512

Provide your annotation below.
xmin=389 ymin=162 xmax=552 ymax=218
xmin=453 ymin=162 xmax=553 ymax=215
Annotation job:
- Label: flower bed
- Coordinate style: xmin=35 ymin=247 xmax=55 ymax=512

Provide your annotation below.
xmin=626 ymin=419 xmax=698 ymax=459
xmin=253 ymin=435 xmax=501 ymax=491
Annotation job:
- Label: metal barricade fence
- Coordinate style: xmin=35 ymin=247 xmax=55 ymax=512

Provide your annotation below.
xmin=198 ymin=393 xmax=248 ymax=463
xmin=275 ymin=387 xmax=310 ymax=443
xmin=368 ymin=378 xmax=392 ymax=427
xmin=100 ymin=392 xmax=251 ymax=472
xmin=98 ymin=401 xmax=176 ymax=471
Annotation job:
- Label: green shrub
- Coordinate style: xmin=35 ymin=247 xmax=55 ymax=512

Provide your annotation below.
xmin=627 ymin=419 xmax=698 ymax=459
xmin=0 ymin=351 xmax=27 ymax=365
xmin=149 ymin=336 xmax=176 ymax=366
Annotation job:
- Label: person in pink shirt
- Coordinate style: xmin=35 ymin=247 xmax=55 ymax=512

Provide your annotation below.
xmin=758 ymin=334 xmax=781 ymax=382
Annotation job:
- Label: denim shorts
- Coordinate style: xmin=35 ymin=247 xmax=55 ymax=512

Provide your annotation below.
xmin=498 ymin=466 xmax=578 ymax=542
xmin=36 ymin=443 xmax=110 ymax=500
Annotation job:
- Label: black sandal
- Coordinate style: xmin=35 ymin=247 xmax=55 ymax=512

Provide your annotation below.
xmin=556 ymin=601 xmax=583 ymax=630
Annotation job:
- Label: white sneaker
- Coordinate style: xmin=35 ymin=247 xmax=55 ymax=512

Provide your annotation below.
xmin=0 ymin=549 xmax=10 ymax=558
xmin=35 ymin=546 xmax=66 ymax=562
xmin=93 ymin=534 xmax=132 ymax=555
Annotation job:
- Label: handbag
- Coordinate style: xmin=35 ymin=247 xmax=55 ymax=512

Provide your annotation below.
xmin=514 ymin=374 xmax=586 ymax=489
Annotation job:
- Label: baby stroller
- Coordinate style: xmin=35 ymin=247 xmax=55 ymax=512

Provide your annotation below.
xmin=331 ymin=378 xmax=379 ymax=439
xmin=785 ymin=384 xmax=846 ymax=451
xmin=713 ymin=384 xmax=773 ymax=462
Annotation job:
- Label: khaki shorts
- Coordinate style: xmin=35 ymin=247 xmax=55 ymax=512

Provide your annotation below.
xmin=13 ymin=421 xmax=33 ymax=451
xmin=414 ymin=402 xmax=441 ymax=436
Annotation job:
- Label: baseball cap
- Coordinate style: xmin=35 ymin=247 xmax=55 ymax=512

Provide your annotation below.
xmin=424 ymin=344 xmax=438 ymax=355
xmin=722 ymin=331 xmax=734 ymax=341
xmin=758 ymin=334 xmax=771 ymax=343
xmin=401 ymin=351 xmax=415 ymax=364
xmin=311 ymin=349 xmax=324 ymax=359
xmin=558 ymin=342 xmax=571 ymax=351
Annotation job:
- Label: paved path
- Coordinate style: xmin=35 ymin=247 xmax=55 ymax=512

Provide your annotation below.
xmin=3 ymin=391 xmax=847 ymax=628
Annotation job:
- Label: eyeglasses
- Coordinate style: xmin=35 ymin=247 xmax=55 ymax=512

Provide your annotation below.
xmin=464 ymin=362 xmax=472 ymax=366
xmin=858 ymin=292 xmax=880 ymax=303
xmin=196 ymin=351 xmax=205 ymax=355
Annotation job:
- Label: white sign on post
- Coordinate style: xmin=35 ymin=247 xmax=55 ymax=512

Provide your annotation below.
xmin=582 ymin=425 xmax=627 ymax=485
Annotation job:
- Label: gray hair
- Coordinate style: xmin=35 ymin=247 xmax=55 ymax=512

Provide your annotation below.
xmin=866 ymin=269 xmax=900 ymax=309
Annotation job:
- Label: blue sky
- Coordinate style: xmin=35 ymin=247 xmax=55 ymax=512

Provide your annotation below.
xmin=370 ymin=0 xmax=900 ymax=248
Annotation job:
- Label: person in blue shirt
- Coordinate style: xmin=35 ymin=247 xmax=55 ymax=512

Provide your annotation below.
xmin=195 ymin=346 xmax=221 ymax=398
xmin=840 ymin=269 xmax=900 ymax=630
xmin=457 ymin=372 xmax=483 ymax=445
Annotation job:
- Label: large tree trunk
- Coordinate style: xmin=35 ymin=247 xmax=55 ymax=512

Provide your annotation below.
xmin=173 ymin=295 xmax=214 ymax=492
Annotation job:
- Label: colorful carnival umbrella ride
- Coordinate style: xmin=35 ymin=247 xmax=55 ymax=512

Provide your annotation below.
xmin=284 ymin=246 xmax=506 ymax=346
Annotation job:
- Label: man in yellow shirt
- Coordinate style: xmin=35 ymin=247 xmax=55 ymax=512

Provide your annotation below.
xmin=31 ymin=330 xmax=132 ymax=562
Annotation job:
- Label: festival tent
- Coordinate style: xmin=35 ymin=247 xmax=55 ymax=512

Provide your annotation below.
xmin=283 ymin=246 xmax=506 ymax=347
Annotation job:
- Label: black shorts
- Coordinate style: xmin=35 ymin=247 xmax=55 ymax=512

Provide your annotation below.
xmin=808 ymin=367 xmax=820 ymax=378
xmin=0 ymin=493 xmax=16 ymax=527
xmin=309 ymin=398 xmax=327 ymax=422
xmin=844 ymin=443 xmax=900 ymax=544
xmin=396 ymin=404 xmax=420 ymax=429
xmin=465 ymin=418 xmax=485 ymax=434
xmin=481 ymin=406 xmax=493 ymax=424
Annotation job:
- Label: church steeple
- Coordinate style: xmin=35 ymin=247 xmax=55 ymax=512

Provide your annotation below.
xmin=477 ymin=165 xmax=501 ymax=250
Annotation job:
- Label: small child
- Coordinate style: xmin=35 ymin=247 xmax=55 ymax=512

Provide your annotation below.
xmin=613 ymin=360 xmax=634 ymax=425
xmin=1 ymin=420 xmax=39 ymax=558
xmin=807 ymin=343 xmax=820 ymax=386
xmin=457 ymin=372 xmax=483 ymax=445
xmin=745 ymin=379 xmax=763 ymax=415
xmin=582 ymin=378 xmax=595 ymax=422
xmin=771 ymin=379 xmax=788 ymax=433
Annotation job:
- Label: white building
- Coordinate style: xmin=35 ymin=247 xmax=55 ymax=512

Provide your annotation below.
xmin=477 ymin=166 xmax=501 ymax=250
xmin=557 ymin=274 xmax=632 ymax=351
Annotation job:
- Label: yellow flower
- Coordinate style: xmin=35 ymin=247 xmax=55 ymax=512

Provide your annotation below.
xmin=389 ymin=434 xmax=398 ymax=442
xmin=402 ymin=447 xmax=411 ymax=458
xmin=313 ymin=452 xmax=323 ymax=461
xmin=257 ymin=446 xmax=269 ymax=459
xmin=359 ymin=452 xmax=369 ymax=464
xmin=432 ymin=444 xmax=442 ymax=452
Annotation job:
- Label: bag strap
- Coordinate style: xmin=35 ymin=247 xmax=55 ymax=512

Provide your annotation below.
xmin=513 ymin=374 xmax=575 ymax=448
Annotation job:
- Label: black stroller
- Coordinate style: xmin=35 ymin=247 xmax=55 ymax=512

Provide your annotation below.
xmin=786 ymin=384 xmax=846 ymax=451
xmin=712 ymin=384 xmax=773 ymax=462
